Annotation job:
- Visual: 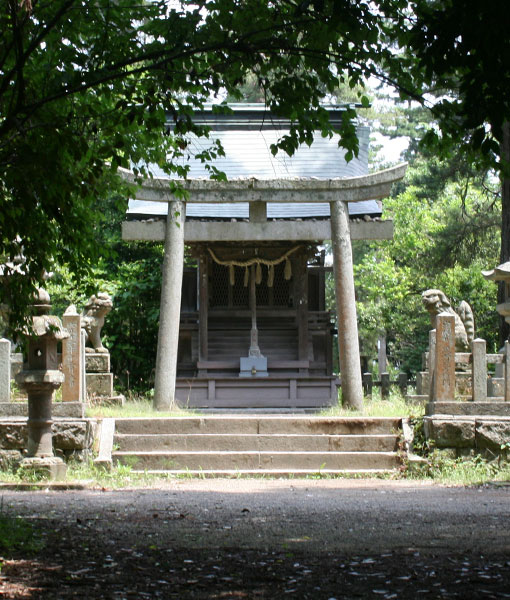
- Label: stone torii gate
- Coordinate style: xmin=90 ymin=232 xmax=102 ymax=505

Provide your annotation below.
xmin=122 ymin=163 xmax=407 ymax=410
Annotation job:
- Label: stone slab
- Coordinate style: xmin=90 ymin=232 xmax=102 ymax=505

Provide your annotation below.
xmin=123 ymin=219 xmax=395 ymax=243
xmin=89 ymin=394 xmax=125 ymax=407
xmin=416 ymin=371 xmax=475 ymax=397
xmin=475 ymin=420 xmax=510 ymax=452
xmin=114 ymin=416 xmax=402 ymax=437
xmin=416 ymin=371 xmax=429 ymax=396
xmin=113 ymin=450 xmax=401 ymax=471
xmin=114 ymin=433 xmax=399 ymax=453
xmin=0 ymin=419 xmax=97 ymax=450
xmin=424 ymin=417 xmax=475 ymax=448
xmin=0 ymin=402 xmax=85 ymax=418
xmin=86 ymin=373 xmax=113 ymax=397
xmin=94 ymin=417 xmax=115 ymax=470
xmin=427 ymin=401 xmax=510 ymax=416
xmin=85 ymin=352 xmax=111 ymax=373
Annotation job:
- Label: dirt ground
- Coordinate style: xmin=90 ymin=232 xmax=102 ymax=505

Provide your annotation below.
xmin=1 ymin=479 xmax=510 ymax=599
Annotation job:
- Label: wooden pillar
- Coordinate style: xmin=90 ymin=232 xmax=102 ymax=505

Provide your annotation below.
xmin=198 ymin=252 xmax=208 ymax=363
xmin=330 ymin=200 xmax=363 ymax=410
xmin=153 ymin=200 xmax=185 ymax=410
xmin=249 ymin=265 xmax=262 ymax=357
xmin=296 ymin=254 xmax=309 ymax=374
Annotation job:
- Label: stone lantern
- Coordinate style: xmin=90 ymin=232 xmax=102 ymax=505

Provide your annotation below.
xmin=16 ymin=289 xmax=69 ymax=479
xmin=482 ymin=261 xmax=510 ymax=328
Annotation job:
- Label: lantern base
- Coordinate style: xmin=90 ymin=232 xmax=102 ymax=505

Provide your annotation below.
xmin=18 ymin=456 xmax=67 ymax=481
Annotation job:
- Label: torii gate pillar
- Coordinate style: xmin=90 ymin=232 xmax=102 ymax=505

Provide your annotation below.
xmin=153 ymin=200 xmax=185 ymax=410
xmin=330 ymin=199 xmax=363 ymax=410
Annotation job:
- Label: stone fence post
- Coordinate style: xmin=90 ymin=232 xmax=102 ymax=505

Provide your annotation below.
xmin=428 ymin=329 xmax=436 ymax=402
xmin=397 ymin=373 xmax=408 ymax=396
xmin=471 ymin=338 xmax=487 ymax=402
xmin=433 ymin=313 xmax=456 ymax=402
xmin=362 ymin=372 xmax=373 ymax=397
xmin=0 ymin=338 xmax=10 ymax=402
xmin=380 ymin=373 xmax=390 ymax=399
xmin=505 ymin=341 xmax=510 ymax=403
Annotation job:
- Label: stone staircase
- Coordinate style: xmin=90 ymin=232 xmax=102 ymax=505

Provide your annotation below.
xmin=109 ymin=416 xmax=404 ymax=476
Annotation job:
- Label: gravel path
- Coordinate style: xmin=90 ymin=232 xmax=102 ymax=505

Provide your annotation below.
xmin=1 ymin=479 xmax=510 ymax=598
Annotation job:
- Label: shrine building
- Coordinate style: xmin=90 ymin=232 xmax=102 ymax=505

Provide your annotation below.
xmin=122 ymin=104 xmax=406 ymax=411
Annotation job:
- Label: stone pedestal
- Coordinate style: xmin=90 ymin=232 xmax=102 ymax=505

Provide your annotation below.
xmin=85 ymin=352 xmax=124 ymax=405
xmin=240 ymin=356 xmax=268 ymax=378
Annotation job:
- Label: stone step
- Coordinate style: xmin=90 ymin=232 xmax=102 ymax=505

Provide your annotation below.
xmin=134 ymin=468 xmax=392 ymax=477
xmin=114 ymin=433 xmax=399 ymax=453
xmin=113 ymin=450 xmax=401 ymax=471
xmin=114 ymin=416 xmax=401 ymax=436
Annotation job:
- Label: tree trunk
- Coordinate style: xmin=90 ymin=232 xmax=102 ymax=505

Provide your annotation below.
xmin=499 ymin=121 xmax=510 ymax=347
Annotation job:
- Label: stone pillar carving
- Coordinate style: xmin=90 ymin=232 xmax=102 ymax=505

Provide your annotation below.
xmin=154 ymin=200 xmax=185 ymax=410
xmin=427 ymin=329 xmax=436 ymax=401
xmin=433 ymin=313 xmax=456 ymax=402
xmin=62 ymin=305 xmax=83 ymax=403
xmin=330 ymin=199 xmax=363 ymax=410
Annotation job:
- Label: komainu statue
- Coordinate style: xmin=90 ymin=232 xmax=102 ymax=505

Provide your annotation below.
xmin=422 ymin=289 xmax=475 ymax=351
xmin=81 ymin=292 xmax=113 ymax=353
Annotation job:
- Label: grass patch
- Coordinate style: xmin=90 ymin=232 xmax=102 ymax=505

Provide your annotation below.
xmin=67 ymin=460 xmax=162 ymax=488
xmin=408 ymin=450 xmax=510 ymax=485
xmin=86 ymin=394 xmax=202 ymax=418
xmin=321 ymin=388 xmax=425 ymax=418
xmin=0 ymin=460 xmax=164 ymax=489
xmin=0 ymin=512 xmax=44 ymax=556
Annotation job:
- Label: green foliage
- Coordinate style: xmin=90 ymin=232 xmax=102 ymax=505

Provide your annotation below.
xmin=0 ymin=514 xmax=44 ymax=556
xmin=103 ymin=251 xmax=163 ymax=390
xmin=387 ymin=0 xmax=510 ymax=172
xmin=351 ymin=153 xmax=500 ymax=374
xmin=410 ymin=450 xmax=510 ymax=485
xmin=322 ymin=388 xmax=424 ymax=418
xmin=1 ymin=0 xmax=411 ymax=332
xmin=86 ymin=395 xmax=197 ymax=418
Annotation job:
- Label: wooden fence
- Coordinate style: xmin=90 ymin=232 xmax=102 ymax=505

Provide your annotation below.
xmin=362 ymin=372 xmax=413 ymax=398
